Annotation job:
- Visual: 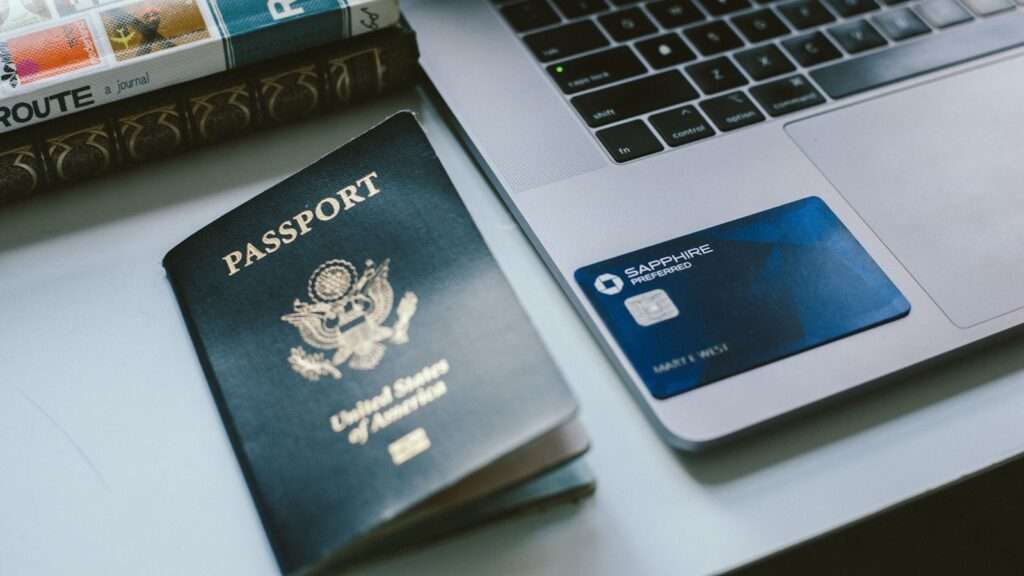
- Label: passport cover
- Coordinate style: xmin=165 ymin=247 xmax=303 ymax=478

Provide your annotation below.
xmin=163 ymin=112 xmax=579 ymax=574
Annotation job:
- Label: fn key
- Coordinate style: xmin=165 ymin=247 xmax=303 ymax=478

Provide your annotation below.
xmin=597 ymin=121 xmax=664 ymax=163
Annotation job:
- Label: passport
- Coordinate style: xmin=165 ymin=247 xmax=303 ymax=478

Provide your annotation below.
xmin=164 ymin=113 xmax=588 ymax=573
xmin=576 ymin=197 xmax=910 ymax=399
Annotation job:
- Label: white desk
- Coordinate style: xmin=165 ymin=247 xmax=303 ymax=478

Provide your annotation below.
xmin=3 ymin=87 xmax=1024 ymax=575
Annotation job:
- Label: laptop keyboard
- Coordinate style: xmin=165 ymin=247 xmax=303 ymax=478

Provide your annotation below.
xmin=496 ymin=0 xmax=1024 ymax=163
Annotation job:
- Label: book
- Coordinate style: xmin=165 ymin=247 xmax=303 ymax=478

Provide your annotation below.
xmin=162 ymin=112 xmax=590 ymax=574
xmin=0 ymin=0 xmax=400 ymax=133
xmin=0 ymin=23 xmax=418 ymax=206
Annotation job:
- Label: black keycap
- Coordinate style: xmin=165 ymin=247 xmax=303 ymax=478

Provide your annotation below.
xmin=700 ymin=91 xmax=766 ymax=131
xmin=731 ymin=9 xmax=791 ymax=42
xmin=916 ymin=0 xmax=973 ymax=28
xmin=961 ymin=0 xmax=1014 ymax=14
xmin=686 ymin=57 xmax=749 ymax=94
xmin=749 ymin=74 xmax=826 ymax=116
xmin=552 ymin=0 xmax=609 ymax=17
xmin=548 ymin=46 xmax=646 ymax=93
xmin=812 ymin=13 xmax=1024 ymax=98
xmin=871 ymin=8 xmax=930 ymax=40
xmin=828 ymin=19 xmax=887 ymax=53
xmin=572 ymin=71 xmax=700 ymax=126
xmin=502 ymin=0 xmax=561 ymax=31
xmin=598 ymin=8 xmax=657 ymax=41
xmin=684 ymin=21 xmax=745 ymax=55
xmin=636 ymin=33 xmax=697 ymax=68
xmin=783 ymin=31 xmax=843 ymax=66
xmin=823 ymin=0 xmax=879 ymax=16
xmin=735 ymin=44 xmax=797 ymax=79
xmin=778 ymin=0 xmax=836 ymax=29
xmin=646 ymin=0 xmax=705 ymax=27
xmin=697 ymin=0 xmax=752 ymax=15
xmin=525 ymin=20 xmax=610 ymax=62
xmin=596 ymin=120 xmax=664 ymax=162
xmin=649 ymin=105 xmax=716 ymax=146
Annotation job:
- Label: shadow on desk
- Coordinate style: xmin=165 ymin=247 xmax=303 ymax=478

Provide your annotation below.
xmin=730 ymin=450 xmax=1024 ymax=574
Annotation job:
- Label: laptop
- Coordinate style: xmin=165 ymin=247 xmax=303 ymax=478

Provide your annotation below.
xmin=403 ymin=0 xmax=1024 ymax=449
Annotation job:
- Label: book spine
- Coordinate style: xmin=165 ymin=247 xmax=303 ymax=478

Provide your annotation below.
xmin=0 ymin=0 xmax=400 ymax=133
xmin=0 ymin=25 xmax=419 ymax=206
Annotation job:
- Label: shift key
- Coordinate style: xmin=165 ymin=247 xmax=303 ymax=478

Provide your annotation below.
xmin=572 ymin=71 xmax=700 ymax=127
xmin=548 ymin=47 xmax=646 ymax=94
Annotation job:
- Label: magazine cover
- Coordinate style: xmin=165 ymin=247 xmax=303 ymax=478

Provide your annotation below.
xmin=0 ymin=0 xmax=399 ymax=132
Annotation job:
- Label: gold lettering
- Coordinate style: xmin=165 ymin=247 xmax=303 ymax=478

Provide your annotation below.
xmin=223 ymin=251 xmax=243 ymax=276
xmin=244 ymin=242 xmax=266 ymax=266
xmin=336 ymin=185 xmax=364 ymax=210
xmin=219 ymin=170 xmax=384 ymax=276
xmin=357 ymin=171 xmax=381 ymax=197
xmin=278 ymin=220 xmax=298 ymax=244
xmin=293 ymin=210 xmax=315 ymax=234
xmin=261 ymin=229 xmax=282 ymax=254
xmin=315 ymin=197 xmax=341 ymax=221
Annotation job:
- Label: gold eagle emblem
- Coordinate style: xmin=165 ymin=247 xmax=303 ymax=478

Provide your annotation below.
xmin=281 ymin=258 xmax=417 ymax=381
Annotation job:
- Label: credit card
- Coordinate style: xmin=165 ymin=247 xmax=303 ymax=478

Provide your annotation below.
xmin=575 ymin=197 xmax=910 ymax=399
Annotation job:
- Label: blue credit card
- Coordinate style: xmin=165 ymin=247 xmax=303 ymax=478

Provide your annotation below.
xmin=575 ymin=197 xmax=910 ymax=399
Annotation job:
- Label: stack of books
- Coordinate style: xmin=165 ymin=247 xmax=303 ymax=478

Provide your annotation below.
xmin=0 ymin=0 xmax=419 ymax=205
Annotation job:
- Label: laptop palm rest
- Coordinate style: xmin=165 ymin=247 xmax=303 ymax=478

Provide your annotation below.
xmin=786 ymin=56 xmax=1024 ymax=328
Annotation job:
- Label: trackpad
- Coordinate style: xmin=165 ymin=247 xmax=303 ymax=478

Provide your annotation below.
xmin=786 ymin=58 xmax=1024 ymax=328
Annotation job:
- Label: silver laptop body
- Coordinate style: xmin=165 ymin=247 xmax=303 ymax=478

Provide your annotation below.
xmin=404 ymin=0 xmax=1024 ymax=449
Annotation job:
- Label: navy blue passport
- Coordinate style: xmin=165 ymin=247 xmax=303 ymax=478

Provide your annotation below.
xmin=163 ymin=113 xmax=587 ymax=574
xmin=576 ymin=197 xmax=910 ymax=399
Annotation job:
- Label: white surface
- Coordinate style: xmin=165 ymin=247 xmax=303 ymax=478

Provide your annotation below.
xmin=2 ymin=88 xmax=1024 ymax=575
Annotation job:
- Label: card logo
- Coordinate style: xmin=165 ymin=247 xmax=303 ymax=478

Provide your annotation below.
xmin=594 ymin=272 xmax=623 ymax=296
xmin=281 ymin=258 xmax=418 ymax=381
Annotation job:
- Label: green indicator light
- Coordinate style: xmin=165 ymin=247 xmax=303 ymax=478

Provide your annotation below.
xmin=555 ymin=66 xmax=564 ymax=73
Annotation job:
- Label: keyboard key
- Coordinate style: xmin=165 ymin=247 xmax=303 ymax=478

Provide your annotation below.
xmin=649 ymin=105 xmax=716 ymax=146
xmin=872 ymin=8 xmax=930 ymax=40
xmin=551 ymin=0 xmax=608 ymax=17
xmin=829 ymin=19 xmax=887 ymax=52
xmin=960 ymin=0 xmax=1014 ymax=14
xmin=686 ymin=57 xmax=749 ymax=94
xmin=823 ymin=0 xmax=879 ymax=16
xmin=572 ymin=71 xmax=700 ymax=126
xmin=700 ymin=91 xmax=766 ymax=131
xmin=596 ymin=120 xmax=664 ymax=162
xmin=684 ymin=21 xmax=745 ymax=55
xmin=525 ymin=20 xmax=610 ymax=62
xmin=731 ymin=9 xmax=791 ymax=42
xmin=646 ymin=0 xmax=705 ymax=27
xmin=811 ymin=15 xmax=1024 ymax=98
xmin=778 ymin=0 xmax=836 ymax=29
xmin=750 ymin=74 xmax=826 ymax=116
xmin=916 ymin=0 xmax=973 ymax=27
xmin=598 ymin=7 xmax=657 ymax=41
xmin=783 ymin=31 xmax=843 ymax=66
xmin=697 ymin=0 xmax=752 ymax=15
xmin=636 ymin=33 xmax=697 ymax=68
xmin=548 ymin=46 xmax=646 ymax=93
xmin=735 ymin=44 xmax=797 ymax=79
xmin=502 ymin=0 xmax=561 ymax=31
